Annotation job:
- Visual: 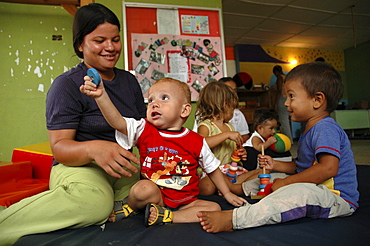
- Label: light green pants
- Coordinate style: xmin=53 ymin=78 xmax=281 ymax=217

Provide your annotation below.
xmin=0 ymin=163 xmax=139 ymax=246
xmin=234 ymin=182 xmax=354 ymax=229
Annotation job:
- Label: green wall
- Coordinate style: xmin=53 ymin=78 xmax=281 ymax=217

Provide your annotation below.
xmin=0 ymin=3 xmax=79 ymax=161
xmin=0 ymin=0 xmax=220 ymax=161
xmin=344 ymin=41 xmax=370 ymax=108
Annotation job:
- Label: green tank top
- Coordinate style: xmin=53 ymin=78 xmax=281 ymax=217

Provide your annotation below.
xmin=199 ymin=119 xmax=236 ymax=165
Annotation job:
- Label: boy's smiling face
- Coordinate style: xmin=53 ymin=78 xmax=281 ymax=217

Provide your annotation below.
xmin=147 ymin=80 xmax=190 ymax=131
xmin=284 ymin=79 xmax=315 ymax=123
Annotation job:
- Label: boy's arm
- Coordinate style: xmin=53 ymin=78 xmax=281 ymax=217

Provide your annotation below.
xmin=208 ymin=168 xmax=247 ymax=206
xmin=276 ymin=154 xmax=339 ymax=188
xmin=95 ymin=92 xmax=128 ymax=135
xmin=80 ymin=76 xmax=128 ymax=135
xmin=260 ymin=153 xmax=339 ymax=191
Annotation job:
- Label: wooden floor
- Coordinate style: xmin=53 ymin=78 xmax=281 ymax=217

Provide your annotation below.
xmin=290 ymin=139 xmax=370 ymax=165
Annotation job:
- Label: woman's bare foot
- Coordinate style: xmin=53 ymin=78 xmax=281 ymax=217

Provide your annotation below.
xmin=197 ymin=210 xmax=234 ymax=233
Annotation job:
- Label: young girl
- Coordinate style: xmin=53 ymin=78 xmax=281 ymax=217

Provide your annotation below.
xmin=196 ymin=82 xmax=262 ymax=195
xmin=243 ymin=110 xmax=290 ymax=170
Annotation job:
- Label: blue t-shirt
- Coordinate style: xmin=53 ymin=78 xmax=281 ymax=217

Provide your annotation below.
xmin=296 ymin=117 xmax=359 ymax=209
xmin=46 ymin=63 xmax=146 ymax=163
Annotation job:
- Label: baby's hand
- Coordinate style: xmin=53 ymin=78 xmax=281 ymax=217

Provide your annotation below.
xmin=80 ymin=75 xmax=104 ymax=98
xmin=258 ymin=154 xmax=274 ymax=170
xmin=266 ymin=136 xmax=277 ymax=146
xmin=228 ymin=131 xmax=243 ymax=147
xmin=223 ymin=192 xmax=248 ymax=207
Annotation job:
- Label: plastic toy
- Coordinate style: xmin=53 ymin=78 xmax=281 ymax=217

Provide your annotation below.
xmin=269 ymin=133 xmax=291 ymax=153
xmin=226 ymin=162 xmax=238 ymax=183
xmin=251 ymin=146 xmax=273 ymax=199
xmin=226 ymin=149 xmax=244 ymax=183
xmin=87 ymin=68 xmax=101 ymax=86
xmin=230 ymin=149 xmax=241 ymax=162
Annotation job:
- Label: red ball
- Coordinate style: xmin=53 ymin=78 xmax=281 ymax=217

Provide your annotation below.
xmin=233 ymin=72 xmax=253 ymax=90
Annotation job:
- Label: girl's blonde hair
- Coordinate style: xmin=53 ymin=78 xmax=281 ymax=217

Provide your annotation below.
xmin=196 ymin=81 xmax=238 ymax=122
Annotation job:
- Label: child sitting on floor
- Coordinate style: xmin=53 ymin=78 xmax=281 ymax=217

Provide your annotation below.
xmin=243 ymin=110 xmax=291 ymax=171
xmin=197 ymin=62 xmax=359 ymax=233
xmin=80 ymin=77 xmax=247 ymax=226
xmin=196 ymin=81 xmax=263 ymax=196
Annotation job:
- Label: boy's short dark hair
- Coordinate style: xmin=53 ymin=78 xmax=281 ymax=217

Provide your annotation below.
xmin=285 ymin=62 xmax=343 ymax=113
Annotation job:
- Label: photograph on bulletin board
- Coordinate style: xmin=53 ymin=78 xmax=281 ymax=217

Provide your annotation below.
xmin=131 ymin=33 xmax=223 ymax=101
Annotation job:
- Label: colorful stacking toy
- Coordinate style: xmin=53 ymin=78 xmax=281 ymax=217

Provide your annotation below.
xmin=227 ymin=149 xmax=243 ymax=183
xmin=251 ymin=146 xmax=274 ymax=199
xmin=226 ymin=162 xmax=238 ymax=183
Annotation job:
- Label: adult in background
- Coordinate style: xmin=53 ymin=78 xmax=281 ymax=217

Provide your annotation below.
xmin=0 ymin=4 xmax=146 ymax=245
xmin=273 ymin=65 xmax=293 ymax=143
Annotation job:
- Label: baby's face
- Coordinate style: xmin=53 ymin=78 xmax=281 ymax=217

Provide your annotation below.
xmin=147 ymin=81 xmax=187 ymax=130
xmin=259 ymin=119 xmax=277 ymax=139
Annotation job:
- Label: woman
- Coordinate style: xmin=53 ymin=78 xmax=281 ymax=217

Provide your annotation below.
xmin=0 ymin=4 xmax=146 ymax=245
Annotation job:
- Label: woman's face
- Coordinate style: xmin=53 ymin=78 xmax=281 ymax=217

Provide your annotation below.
xmin=79 ymin=22 xmax=121 ymax=76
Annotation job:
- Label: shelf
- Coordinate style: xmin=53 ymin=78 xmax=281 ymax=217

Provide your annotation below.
xmin=237 ymin=89 xmax=277 ymax=124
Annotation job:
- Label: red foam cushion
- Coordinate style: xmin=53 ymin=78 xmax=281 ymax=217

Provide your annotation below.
xmin=0 ymin=179 xmax=49 ymax=207
xmin=12 ymin=149 xmax=53 ymax=180
xmin=0 ymin=161 xmax=33 ymax=183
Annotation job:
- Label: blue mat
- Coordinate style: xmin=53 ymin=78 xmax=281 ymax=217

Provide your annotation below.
xmin=14 ymin=165 xmax=370 ymax=246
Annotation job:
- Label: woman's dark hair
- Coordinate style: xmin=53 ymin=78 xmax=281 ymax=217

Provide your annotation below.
xmin=73 ymin=3 xmax=120 ymax=58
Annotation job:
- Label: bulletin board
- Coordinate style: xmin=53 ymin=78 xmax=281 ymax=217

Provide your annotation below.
xmin=123 ymin=3 xmax=225 ymax=101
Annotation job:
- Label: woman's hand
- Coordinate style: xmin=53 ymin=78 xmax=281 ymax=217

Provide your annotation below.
xmin=89 ymin=140 xmax=139 ymax=179
xmin=49 ymin=129 xmax=139 ymax=179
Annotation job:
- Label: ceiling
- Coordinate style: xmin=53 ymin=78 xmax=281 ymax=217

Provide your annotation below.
xmin=222 ymin=0 xmax=370 ymax=50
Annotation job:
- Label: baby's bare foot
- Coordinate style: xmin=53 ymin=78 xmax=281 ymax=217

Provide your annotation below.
xmin=148 ymin=206 xmax=157 ymax=224
xmin=197 ymin=210 xmax=234 ymax=233
xmin=108 ymin=210 xmax=116 ymax=222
